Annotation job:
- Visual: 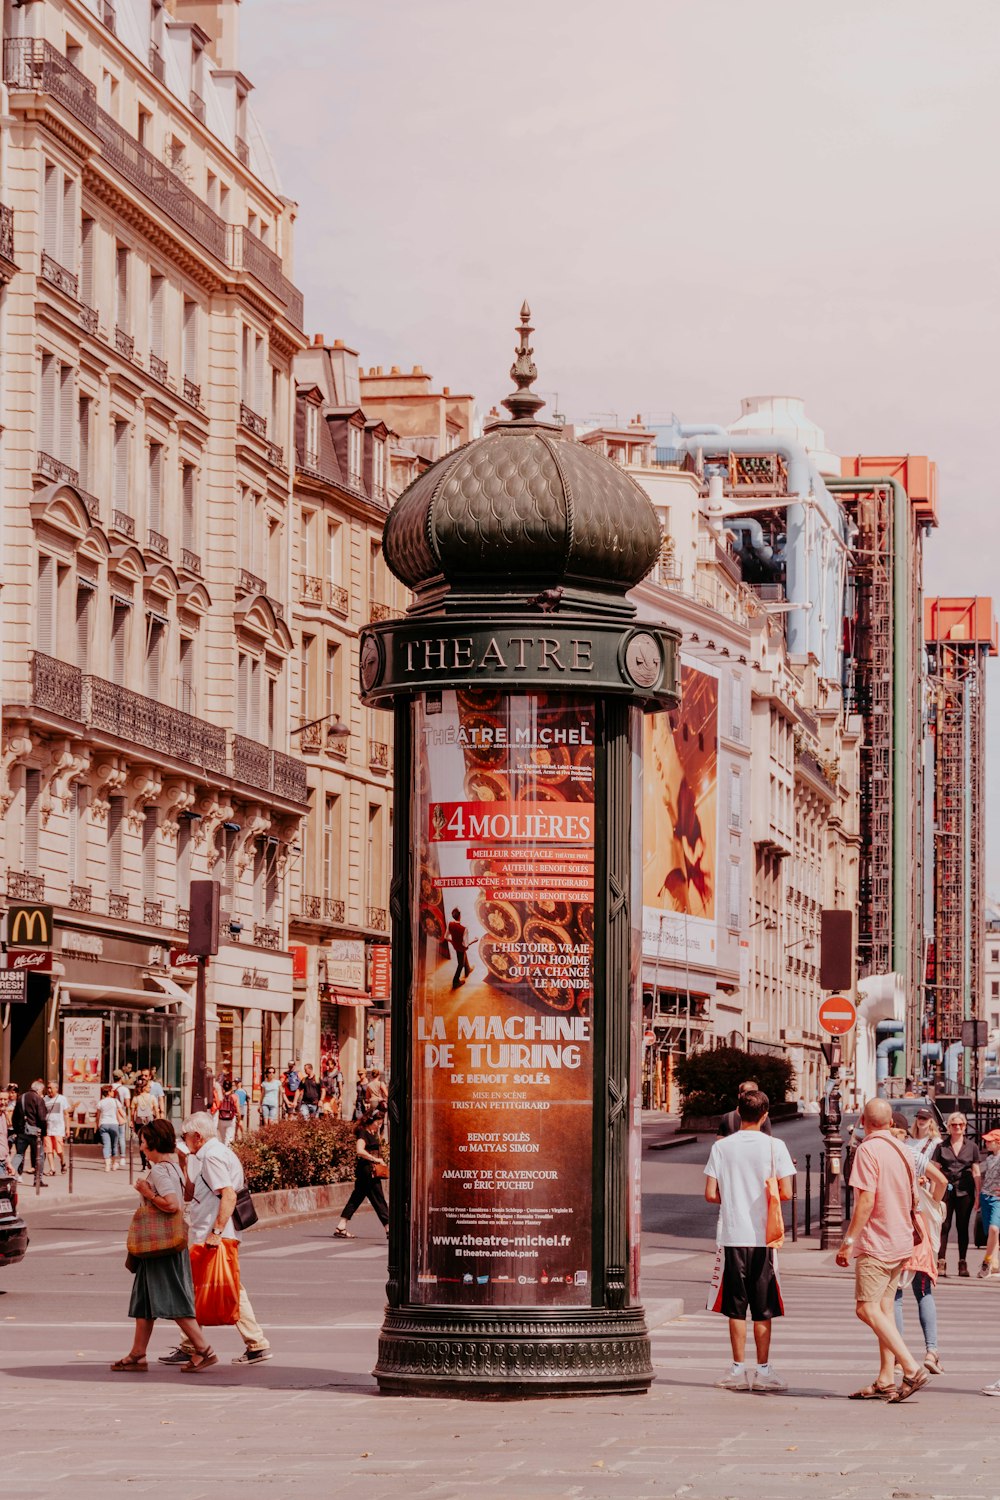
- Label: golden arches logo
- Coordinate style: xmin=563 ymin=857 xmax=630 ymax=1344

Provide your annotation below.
xmin=8 ymin=905 xmax=52 ymax=947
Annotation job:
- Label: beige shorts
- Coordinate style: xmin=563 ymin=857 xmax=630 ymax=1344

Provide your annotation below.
xmin=855 ymin=1254 xmax=906 ymax=1304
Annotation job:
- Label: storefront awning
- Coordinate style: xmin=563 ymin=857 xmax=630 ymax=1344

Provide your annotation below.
xmin=61 ymin=976 xmax=193 ymax=1012
xmin=146 ymin=975 xmax=194 ymax=1009
xmin=330 ymin=990 xmax=372 ymax=1008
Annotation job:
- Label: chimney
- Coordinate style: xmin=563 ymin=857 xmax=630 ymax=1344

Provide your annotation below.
xmin=333 ymin=339 xmax=344 ymax=350
xmin=312 ymin=333 xmax=324 ymax=347
xmin=443 ymin=386 xmax=450 ymax=396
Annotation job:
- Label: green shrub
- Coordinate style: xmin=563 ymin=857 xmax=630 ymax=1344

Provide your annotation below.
xmin=674 ymin=1046 xmax=795 ymax=1117
xmin=234 ymin=1115 xmax=360 ymax=1192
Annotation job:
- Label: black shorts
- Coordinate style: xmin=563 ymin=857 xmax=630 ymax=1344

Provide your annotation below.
xmin=717 ymin=1247 xmax=783 ymax=1321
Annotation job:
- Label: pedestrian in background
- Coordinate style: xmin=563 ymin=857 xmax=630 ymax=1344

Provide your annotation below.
xmin=12 ymin=1080 xmax=48 ymax=1186
xmin=95 ymin=1085 xmax=124 ymax=1172
xmin=934 ymin=1111 xmax=981 ymax=1277
xmin=895 ymin=1124 xmax=947 ymax=1375
xmin=147 ymin=1068 xmax=166 ymax=1118
xmin=703 ymin=1088 xmax=793 ymax=1392
xmin=333 ymin=1106 xmax=389 ymax=1239
xmin=837 ymin=1097 xmax=929 ymax=1402
xmin=717 ymin=1079 xmax=773 ymax=1139
xmin=215 ymin=1081 xmax=242 ymax=1146
xmin=43 ymin=1082 xmax=69 ymax=1176
xmin=296 ymin=1063 xmax=322 ymax=1118
xmin=976 ymin=1129 xmax=1000 ymax=1277
xmin=113 ymin=1118 xmax=216 ymax=1373
xmin=320 ymin=1059 xmax=343 ymax=1117
xmin=352 ymin=1068 xmax=369 ymax=1122
xmin=259 ymin=1068 xmax=280 ymax=1126
xmin=280 ymin=1061 xmax=300 ymax=1118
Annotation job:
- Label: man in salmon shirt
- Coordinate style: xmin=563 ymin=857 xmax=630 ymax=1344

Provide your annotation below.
xmin=835 ymin=1097 xmax=929 ymax=1403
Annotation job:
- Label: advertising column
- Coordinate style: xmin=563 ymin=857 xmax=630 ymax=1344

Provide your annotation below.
xmin=410 ymin=690 xmax=595 ymax=1304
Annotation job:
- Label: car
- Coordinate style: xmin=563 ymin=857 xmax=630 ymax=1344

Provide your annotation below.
xmin=0 ymin=1171 xmax=29 ymax=1267
xmin=890 ymin=1096 xmax=946 ymax=1133
xmin=978 ymin=1074 xmax=1000 ymax=1098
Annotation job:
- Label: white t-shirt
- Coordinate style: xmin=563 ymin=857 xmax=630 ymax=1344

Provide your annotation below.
xmin=705 ymin=1130 xmax=795 ymax=1247
xmin=188 ymin=1137 xmax=245 ymax=1243
xmin=45 ymin=1094 xmax=69 ymax=1136
xmin=97 ymin=1096 xmax=121 ymax=1128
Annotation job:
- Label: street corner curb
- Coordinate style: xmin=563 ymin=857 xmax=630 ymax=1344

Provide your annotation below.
xmin=643 ymin=1297 xmax=686 ymax=1328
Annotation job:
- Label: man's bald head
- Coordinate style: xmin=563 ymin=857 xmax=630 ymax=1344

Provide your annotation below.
xmin=863 ymin=1097 xmax=893 ymax=1131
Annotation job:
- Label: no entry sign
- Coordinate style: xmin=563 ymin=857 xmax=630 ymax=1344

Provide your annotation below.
xmin=818 ymin=995 xmax=857 ymax=1035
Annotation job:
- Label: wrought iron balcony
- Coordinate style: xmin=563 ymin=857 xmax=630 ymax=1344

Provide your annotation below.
xmin=94 ymin=106 xmax=227 ymax=263
xmin=239 ymin=402 xmax=267 ymax=439
xmin=109 ymin=892 xmax=130 ymax=919
xmin=183 ymin=376 xmax=203 ymax=409
xmin=324 ymin=898 xmax=346 ymax=924
xmin=328 ymin=728 xmax=349 ymax=758
xmin=40 ymin=250 xmax=79 ymax=299
xmin=37 ymin=451 xmax=79 ymax=487
xmin=229 ymin=224 xmax=284 ymax=298
xmin=299 ymin=722 xmax=323 ymax=753
xmin=149 ymin=352 xmax=168 ymax=385
xmin=279 ymin=276 xmax=304 ymax=330
xmin=233 ymin=733 xmax=270 ymax=789
xmin=111 ymin=509 xmax=136 ymax=540
xmin=348 ymin=472 xmax=367 ymax=497
xmin=176 ymin=907 xmax=189 ymax=932
xmin=369 ymin=740 xmax=390 ymax=771
xmin=235 ymin=136 xmax=250 ymax=167
xmin=146 ymin=528 xmax=169 ymax=559
xmin=273 ymin=749 xmax=308 ymax=802
xmin=180 ymin=549 xmax=202 ymax=576
xmin=328 ymin=583 xmax=349 ymax=615
xmin=253 ymin=922 xmax=280 ymax=950
xmin=143 ymin=899 xmax=163 ymax=926
xmin=78 ymin=489 xmax=101 ymax=524
xmin=85 ymin=674 xmax=227 ymax=773
xmin=115 ymin=325 xmax=135 ymax=361
xmin=3 ymin=39 xmax=97 ymax=131
xmin=80 ymin=303 xmax=98 ymax=335
xmin=298 ymin=894 xmax=322 ymax=920
xmin=148 ymin=43 xmax=165 ymax=82
xmin=29 ymin=651 xmax=83 ymax=719
xmin=265 ymin=440 xmax=285 ymax=470
xmin=300 ymin=574 xmax=323 ymax=605
xmin=238 ymin=568 xmax=266 ymax=597
xmin=7 ymin=871 xmax=45 ymax=901
xmin=190 ymin=90 xmax=205 ymax=123
xmin=69 ymin=883 xmax=93 ymax=912
xmin=369 ymin=601 xmax=392 ymax=624
xmin=367 ymin=906 xmax=388 ymax=933
xmin=0 ymin=202 xmax=15 ymax=275
xmin=298 ymin=448 xmax=320 ymax=475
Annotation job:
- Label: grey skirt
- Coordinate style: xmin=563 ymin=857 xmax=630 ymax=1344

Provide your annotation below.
xmin=128 ymin=1249 xmax=196 ymax=1321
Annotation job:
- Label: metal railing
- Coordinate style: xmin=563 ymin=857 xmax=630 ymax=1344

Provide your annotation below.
xmin=7 ymin=871 xmax=45 ymax=900
xmin=239 ymin=402 xmax=267 ymax=439
xmin=176 ymin=907 xmax=190 ymax=932
xmin=80 ymin=303 xmax=98 ymax=335
xmin=183 ymin=376 xmax=202 ymax=408
xmin=230 ymin=225 xmax=284 ymax=298
xmin=0 ymin=203 xmax=15 ymax=266
xmin=238 ymin=568 xmax=266 ymax=596
xmin=328 ymin=583 xmax=349 ymax=615
xmin=3 ymin=39 xmax=98 ymax=131
xmin=298 ymin=447 xmax=320 ymax=474
xmin=280 ymin=276 xmax=304 ymax=329
xmin=233 ymin=734 xmax=271 ymax=789
xmin=146 ymin=528 xmax=169 ymax=558
xmin=37 ymin=451 xmax=79 ymax=487
xmin=300 ymin=574 xmax=323 ymax=605
xmin=369 ymin=740 xmax=389 ymax=770
xmin=149 ymin=352 xmax=168 ymax=385
xmin=327 ymin=729 xmax=349 ymax=758
xmin=115 ymin=325 xmax=135 ymax=361
xmin=299 ymin=722 xmax=323 ymax=753
xmin=143 ymin=899 xmax=163 ymax=926
xmin=180 ymin=549 xmax=202 ymax=576
xmin=111 ymin=509 xmax=136 ymax=540
xmin=369 ymin=601 xmax=392 ymax=624
xmin=78 ymin=489 xmax=101 ymax=524
xmin=69 ymin=883 xmax=92 ymax=912
xmin=298 ymin=894 xmax=322 ymax=920
xmin=253 ymin=923 xmax=280 ymax=950
xmin=325 ymin=898 xmax=345 ymax=923
xmin=28 ymin=652 xmax=84 ymax=718
xmin=109 ymin=892 xmax=130 ymax=919
xmin=265 ymin=440 xmax=284 ymax=470
xmin=273 ymin=749 xmax=308 ymax=802
xmin=40 ymin=250 xmax=78 ymax=298
xmin=367 ymin=906 xmax=388 ymax=933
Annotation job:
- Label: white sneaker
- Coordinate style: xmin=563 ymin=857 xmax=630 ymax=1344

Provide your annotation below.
xmin=751 ymin=1368 xmax=788 ymax=1393
xmin=982 ymin=1380 xmax=1000 ymax=1396
xmin=715 ymin=1367 xmax=751 ymax=1390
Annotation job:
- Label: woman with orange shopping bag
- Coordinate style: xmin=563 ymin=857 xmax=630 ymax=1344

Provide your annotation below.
xmin=112 ymin=1118 xmax=216 ymax=1373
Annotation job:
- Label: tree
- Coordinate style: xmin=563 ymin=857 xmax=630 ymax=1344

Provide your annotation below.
xmin=674 ymin=1045 xmax=795 ymax=1118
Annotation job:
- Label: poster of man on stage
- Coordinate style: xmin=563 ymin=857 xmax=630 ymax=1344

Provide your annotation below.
xmin=409 ymin=689 xmax=596 ymax=1307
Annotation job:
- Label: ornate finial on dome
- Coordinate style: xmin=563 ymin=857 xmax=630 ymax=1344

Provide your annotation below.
xmin=501 ymin=301 xmax=546 ymax=422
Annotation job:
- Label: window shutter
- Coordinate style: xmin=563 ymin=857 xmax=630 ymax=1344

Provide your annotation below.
xmin=23 ymin=769 xmax=41 ymax=871
xmin=181 ymin=464 xmax=196 ymax=550
xmin=148 ymin=444 xmax=162 ymax=531
xmin=730 ymin=770 xmax=743 ymax=831
xmin=113 ymin=420 xmax=129 ymax=512
xmin=40 ymin=353 xmax=56 ymax=456
xmin=143 ymin=808 xmax=158 ymax=897
xmin=80 ymin=217 xmax=95 ymax=308
xmin=43 ymin=163 xmax=59 ymax=254
xmin=145 ymin=616 xmax=164 ymax=699
xmin=67 ymin=782 xmax=80 ymax=882
xmin=36 ymin=554 xmax=56 ymax=655
xmin=149 ymin=274 xmax=164 ymax=357
xmin=111 ymin=601 xmax=129 ymax=683
xmin=75 ymin=582 xmax=93 ymax=669
xmin=116 ymin=246 xmax=128 ymax=328
xmin=78 ymin=397 xmax=90 ymax=488
xmin=59 ymin=364 xmax=74 ymax=466
xmin=61 ymin=175 xmax=77 ymax=271
xmin=108 ymin=795 xmax=124 ymax=890
xmin=237 ymin=653 xmax=249 ymax=737
xmin=183 ymin=299 xmax=197 ymax=377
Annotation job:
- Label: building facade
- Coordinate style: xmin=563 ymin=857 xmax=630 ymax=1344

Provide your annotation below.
xmin=0 ymin=0 xmax=308 ymax=1114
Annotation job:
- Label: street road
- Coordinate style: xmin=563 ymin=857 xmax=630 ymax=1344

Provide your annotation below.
xmin=6 ymin=1113 xmax=999 ymax=1500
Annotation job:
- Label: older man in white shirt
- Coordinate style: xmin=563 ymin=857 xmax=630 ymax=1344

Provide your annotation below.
xmin=157 ymin=1110 xmax=271 ymax=1367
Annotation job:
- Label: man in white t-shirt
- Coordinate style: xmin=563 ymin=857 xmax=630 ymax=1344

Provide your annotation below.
xmin=157 ymin=1111 xmax=271 ymax=1368
xmin=704 ymin=1088 xmax=795 ymax=1392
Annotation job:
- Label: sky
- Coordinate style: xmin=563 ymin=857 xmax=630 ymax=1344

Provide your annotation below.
xmin=241 ymin=0 xmax=1000 ymax=887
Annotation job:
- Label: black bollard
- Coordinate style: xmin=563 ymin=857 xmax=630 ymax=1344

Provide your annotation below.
xmin=804 ymin=1153 xmax=811 ymax=1237
xmin=791 ymin=1158 xmax=798 ymax=1242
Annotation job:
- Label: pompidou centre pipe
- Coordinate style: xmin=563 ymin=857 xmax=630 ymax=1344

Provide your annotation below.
xmin=360 ymin=307 xmax=680 ymax=1397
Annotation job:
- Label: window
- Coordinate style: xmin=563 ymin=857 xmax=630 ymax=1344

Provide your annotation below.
xmin=110 ymin=597 xmax=130 ymax=683
xmin=325 ymin=642 xmax=339 ymax=720
xmin=137 ymin=107 xmax=152 ymax=148
xmin=730 ymin=674 xmax=744 ymax=742
xmin=148 ymin=273 xmax=165 ymax=359
xmin=993 ymin=950 xmax=999 ymax=964
xmin=177 ymin=634 xmax=195 ymax=713
xmin=349 ymin=425 xmax=363 ymax=484
xmin=239 ymin=485 xmax=263 ymax=574
xmin=369 ymin=541 xmax=382 ymax=605
xmin=300 ymin=508 xmax=315 ymax=575
xmin=113 ymin=418 xmax=130 ymax=513
xmin=271 ymin=367 xmax=281 ymax=442
xmin=206 ymin=170 xmax=219 ymax=212
xmin=115 ymin=244 xmax=129 ymax=330
xmin=145 ymin=612 xmax=166 ymax=698
xmin=727 ymin=859 xmax=741 ymax=930
xmin=40 ymin=354 xmax=75 ymax=465
xmin=42 ymin=162 xmax=78 ymax=270
xmin=322 ymin=795 xmax=340 ymax=900
xmin=36 ymin=554 xmax=57 ymax=655
xmin=181 ymin=463 xmax=197 ymax=552
xmin=107 ymin=795 xmax=125 ymax=891
xmin=326 ymin=520 xmax=340 ymax=584
xmin=183 ymin=298 xmax=198 ymax=381
xmin=304 ymin=403 xmax=319 ymax=461
xmin=176 ymin=817 xmax=193 ymax=902
xmin=68 ymin=783 xmax=87 ymax=886
xmin=729 ymin=770 xmax=743 ymax=831
xmin=142 ymin=807 xmax=158 ymax=900
xmin=993 ymin=981 xmax=999 ymax=999
xmin=300 ymin=634 xmax=314 ymax=718
xmin=267 ymin=674 xmax=277 ymax=748
xmin=373 ymin=438 xmax=385 ymax=495
xmin=75 ymin=578 xmax=95 ymax=670
xmin=101 ymin=70 xmax=119 ymax=118
xmin=80 ymin=215 xmax=95 ymax=309
xmin=78 ymin=396 xmax=93 ymax=491
xmin=148 ymin=442 xmax=164 ymax=534
xmin=237 ymin=652 xmax=262 ymax=738
xmin=367 ymin=803 xmax=383 ymax=912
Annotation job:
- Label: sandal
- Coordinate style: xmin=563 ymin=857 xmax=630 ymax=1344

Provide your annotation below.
xmin=110 ymin=1354 xmax=148 ymax=1372
xmin=848 ymin=1380 xmax=894 ymax=1400
xmin=180 ymin=1346 xmax=218 ymax=1373
xmin=886 ymin=1367 xmax=929 ymax=1403
xmin=333 ymin=1228 xmax=356 ymax=1239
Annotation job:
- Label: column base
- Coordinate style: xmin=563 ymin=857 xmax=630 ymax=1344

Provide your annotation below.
xmin=374 ymin=1303 xmax=653 ymax=1399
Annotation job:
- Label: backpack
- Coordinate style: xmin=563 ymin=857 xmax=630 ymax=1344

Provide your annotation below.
xmin=218 ymin=1093 xmax=238 ymax=1121
xmin=284 ymin=1070 xmax=300 ymax=1096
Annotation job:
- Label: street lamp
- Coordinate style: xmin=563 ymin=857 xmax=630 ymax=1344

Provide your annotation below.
xmin=819 ymin=1039 xmax=844 ymax=1249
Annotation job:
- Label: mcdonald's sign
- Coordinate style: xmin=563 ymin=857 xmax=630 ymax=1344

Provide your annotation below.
xmin=6 ymin=904 xmax=54 ymax=948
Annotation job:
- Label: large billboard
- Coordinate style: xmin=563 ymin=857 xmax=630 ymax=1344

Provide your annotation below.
xmin=642 ymin=660 xmax=719 ymax=964
xmin=409 ymin=690 xmax=595 ymax=1307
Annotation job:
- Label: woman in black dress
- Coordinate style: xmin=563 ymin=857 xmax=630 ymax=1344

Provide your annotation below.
xmin=933 ymin=1111 xmax=982 ymax=1277
xmin=333 ymin=1107 xmax=388 ymax=1238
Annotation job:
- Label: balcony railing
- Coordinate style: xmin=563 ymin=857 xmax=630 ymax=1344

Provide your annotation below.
xmin=40 ymin=250 xmax=79 ymax=298
xmin=69 ymin=883 xmax=92 ymax=912
xmin=328 ymin=728 xmax=349 ymax=758
xmin=367 ymin=906 xmax=388 ymax=933
xmin=253 ymin=922 xmax=280 ymax=950
xmin=115 ymin=325 xmax=135 ymax=361
xmin=109 ymin=892 xmax=130 ymax=919
xmin=230 ymin=225 xmax=284 ymax=298
xmin=348 ymin=472 xmax=367 ymax=497
xmin=273 ymin=749 xmax=308 ymax=802
xmin=328 ymin=583 xmax=349 ymax=615
xmin=111 ymin=509 xmax=136 ymax=540
xmin=143 ymin=899 xmax=163 ymax=926
xmin=180 ymin=549 xmax=202 ymax=576
xmin=146 ymin=528 xmax=169 ymax=559
xmin=369 ymin=601 xmax=392 ymax=624
xmin=325 ymin=898 xmax=345 ymax=924
xmin=80 ymin=303 xmax=98 ymax=335
xmin=299 ymin=895 xmax=322 ymax=920
xmin=300 ymin=574 xmax=323 ymax=605
xmin=369 ymin=740 xmax=390 ymax=771
xmin=238 ymin=568 xmax=266 ymax=597
xmin=3 ymin=39 xmax=98 ymax=131
xmin=300 ymin=722 xmax=322 ymax=753
xmin=149 ymin=352 xmax=168 ymax=385
xmin=183 ymin=376 xmax=203 ymax=409
xmin=37 ymin=451 xmax=79 ymax=487
xmin=298 ymin=447 xmax=320 ymax=475
xmin=86 ymin=673 xmax=227 ymax=773
xmin=94 ymin=104 xmax=228 ymax=263
xmin=239 ymin=402 xmax=267 ymax=439
xmin=190 ymin=90 xmax=205 ymax=122
xmin=176 ymin=907 xmax=190 ymax=932
xmin=29 ymin=651 xmax=84 ymax=719
xmin=0 ymin=202 xmax=14 ymax=269
xmin=235 ymin=136 xmax=250 ymax=166
xmin=280 ymin=276 xmax=304 ymax=330
xmin=78 ymin=489 xmax=101 ymax=524
xmin=266 ymin=440 xmax=285 ymax=470
xmin=7 ymin=871 xmax=45 ymax=901
xmin=148 ymin=43 xmax=165 ymax=82
xmin=233 ymin=733 xmax=270 ymax=789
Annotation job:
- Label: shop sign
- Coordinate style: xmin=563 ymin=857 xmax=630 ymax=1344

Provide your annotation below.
xmin=5 ymin=903 xmax=54 ymax=948
xmin=324 ymin=939 xmax=365 ymax=991
xmin=3 ymin=948 xmax=52 ymax=973
xmin=60 ymin=931 xmax=104 ymax=960
xmin=0 ymin=970 xmax=27 ymax=1003
xmin=62 ymin=1015 xmax=103 ymax=1118
xmin=169 ymin=947 xmax=200 ymax=969
xmin=409 ymin=689 xmax=595 ymax=1309
xmin=289 ymin=943 xmax=308 ymax=981
xmin=241 ymin=968 xmax=269 ymax=990
xmin=370 ymin=943 xmax=391 ymax=1000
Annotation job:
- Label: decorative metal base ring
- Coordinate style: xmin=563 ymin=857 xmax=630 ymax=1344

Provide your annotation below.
xmin=374 ymin=1304 xmax=653 ymax=1399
